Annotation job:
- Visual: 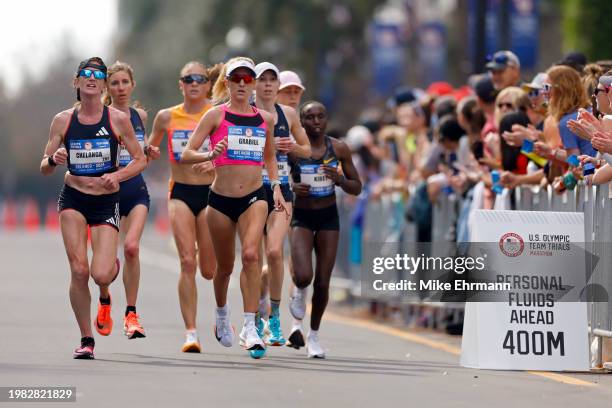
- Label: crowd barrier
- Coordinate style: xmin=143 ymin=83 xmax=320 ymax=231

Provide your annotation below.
xmin=338 ymin=182 xmax=612 ymax=364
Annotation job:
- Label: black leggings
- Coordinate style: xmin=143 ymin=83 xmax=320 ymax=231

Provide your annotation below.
xmin=290 ymin=226 xmax=339 ymax=331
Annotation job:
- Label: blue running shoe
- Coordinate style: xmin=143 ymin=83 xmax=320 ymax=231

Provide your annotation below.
xmin=266 ymin=315 xmax=286 ymax=346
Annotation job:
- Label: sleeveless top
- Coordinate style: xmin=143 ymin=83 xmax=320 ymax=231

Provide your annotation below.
xmin=65 ymin=106 xmax=120 ymax=177
xmin=260 ymin=104 xmax=291 ymax=185
xmin=118 ymin=107 xmax=146 ymax=167
xmin=167 ymin=103 xmax=211 ymax=163
xmin=210 ymin=104 xmax=267 ymax=168
xmin=291 ymin=135 xmax=338 ymax=197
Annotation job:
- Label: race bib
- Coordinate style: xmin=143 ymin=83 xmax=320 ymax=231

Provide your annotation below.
xmin=300 ymin=162 xmax=337 ymax=197
xmin=227 ymin=126 xmax=265 ymax=162
xmin=263 ymin=143 xmax=289 ymax=184
xmin=69 ymin=139 xmax=112 ymax=174
xmin=118 ymin=131 xmax=145 ymax=166
xmin=171 ymin=130 xmax=208 ymax=162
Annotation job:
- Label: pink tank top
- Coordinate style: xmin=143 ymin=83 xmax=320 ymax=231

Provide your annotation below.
xmin=210 ymin=104 xmax=267 ymax=167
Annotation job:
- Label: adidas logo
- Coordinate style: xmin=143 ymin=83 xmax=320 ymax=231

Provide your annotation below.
xmin=278 ymin=125 xmax=286 ymax=131
xmin=248 ymin=196 xmax=257 ymax=205
xmin=96 ymin=127 xmax=110 ymax=137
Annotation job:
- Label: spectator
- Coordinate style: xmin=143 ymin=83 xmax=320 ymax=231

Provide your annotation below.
xmin=486 ymin=50 xmax=522 ymax=90
xmin=557 ymin=51 xmax=587 ymax=73
xmin=473 ymin=74 xmax=498 ymax=140
xmin=521 ymin=72 xmax=548 ymax=129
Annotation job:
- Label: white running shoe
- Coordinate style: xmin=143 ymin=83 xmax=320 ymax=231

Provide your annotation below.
xmin=239 ymin=324 xmax=266 ymax=351
xmin=307 ymin=331 xmax=325 ymax=358
xmin=289 ymin=287 xmax=307 ymax=320
xmin=214 ymin=312 xmax=235 ymax=348
xmin=181 ymin=331 xmax=201 ymax=353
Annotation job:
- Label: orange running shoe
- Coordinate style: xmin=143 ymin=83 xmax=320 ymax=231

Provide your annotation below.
xmin=94 ymin=295 xmax=113 ymax=336
xmin=123 ymin=312 xmax=146 ymax=339
xmin=181 ymin=331 xmax=201 ymax=353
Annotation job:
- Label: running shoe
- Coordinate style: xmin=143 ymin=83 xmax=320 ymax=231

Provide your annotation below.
xmin=289 ymin=287 xmax=307 ymax=320
xmin=239 ymin=324 xmax=266 ymax=359
xmin=94 ymin=295 xmax=113 ymax=336
xmin=73 ymin=338 xmax=95 ymax=359
xmin=214 ymin=313 xmax=235 ymax=348
xmin=123 ymin=312 xmax=146 ymax=339
xmin=266 ymin=314 xmax=286 ymax=346
xmin=181 ymin=331 xmax=201 ymax=353
xmin=286 ymin=320 xmax=305 ymax=349
xmin=307 ymin=331 xmax=325 ymax=359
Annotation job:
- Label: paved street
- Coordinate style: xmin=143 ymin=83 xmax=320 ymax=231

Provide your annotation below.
xmin=1 ymin=232 xmax=610 ymax=407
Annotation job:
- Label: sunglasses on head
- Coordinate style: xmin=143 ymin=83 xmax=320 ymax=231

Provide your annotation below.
xmin=227 ymin=72 xmax=254 ymax=84
xmin=487 ymin=53 xmax=510 ymax=65
xmin=181 ymin=74 xmax=208 ymax=84
xmin=497 ymin=102 xmax=514 ymax=110
xmin=78 ymin=69 xmax=106 ymax=80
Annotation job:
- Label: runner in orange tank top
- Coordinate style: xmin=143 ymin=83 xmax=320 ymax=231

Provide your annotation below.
xmin=148 ymin=61 xmax=223 ymax=353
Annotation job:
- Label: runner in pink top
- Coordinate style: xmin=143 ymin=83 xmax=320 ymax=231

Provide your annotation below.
xmin=182 ymin=57 xmax=289 ymax=359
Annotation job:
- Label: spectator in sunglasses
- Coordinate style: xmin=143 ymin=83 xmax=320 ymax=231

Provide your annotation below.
xmin=486 ymin=50 xmax=523 ymax=91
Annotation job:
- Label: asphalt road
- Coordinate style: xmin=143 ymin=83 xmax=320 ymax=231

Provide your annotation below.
xmin=1 ymin=231 xmax=610 ymax=408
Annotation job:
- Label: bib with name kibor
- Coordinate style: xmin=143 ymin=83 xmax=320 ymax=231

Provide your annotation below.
xmin=291 ymin=135 xmax=338 ymax=197
xmin=65 ymin=106 xmax=119 ymax=177
xmin=227 ymin=125 xmax=266 ymax=162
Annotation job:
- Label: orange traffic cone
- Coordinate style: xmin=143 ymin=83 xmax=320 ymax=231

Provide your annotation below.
xmin=2 ymin=199 xmax=18 ymax=230
xmin=23 ymin=199 xmax=41 ymax=232
xmin=44 ymin=201 xmax=60 ymax=231
xmin=154 ymin=210 xmax=170 ymax=234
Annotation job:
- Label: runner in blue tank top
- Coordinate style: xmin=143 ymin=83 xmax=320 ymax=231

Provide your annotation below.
xmin=252 ymin=62 xmax=311 ymax=347
xmin=104 ymin=61 xmax=159 ymax=340
xmin=40 ymin=57 xmax=146 ymax=359
xmin=288 ymin=101 xmax=361 ymax=357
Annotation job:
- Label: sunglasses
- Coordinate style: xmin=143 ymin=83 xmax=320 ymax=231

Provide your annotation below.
xmin=593 ymin=88 xmax=606 ymax=97
xmin=181 ymin=74 xmax=208 ymax=84
xmin=497 ymin=102 xmax=514 ymax=110
xmin=78 ymin=69 xmax=106 ymax=80
xmin=227 ymin=72 xmax=254 ymax=84
xmin=528 ymin=89 xmax=540 ymax=98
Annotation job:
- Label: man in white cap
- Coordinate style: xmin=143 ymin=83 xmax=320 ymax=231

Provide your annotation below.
xmin=277 ymin=70 xmax=305 ymax=110
xmin=486 ymin=50 xmax=522 ymax=91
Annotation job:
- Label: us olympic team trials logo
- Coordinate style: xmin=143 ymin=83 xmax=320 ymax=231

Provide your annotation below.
xmin=245 ymin=128 xmax=253 ymax=137
xmin=84 ymin=141 xmax=93 ymax=150
xmin=499 ymin=232 xmax=524 ymax=257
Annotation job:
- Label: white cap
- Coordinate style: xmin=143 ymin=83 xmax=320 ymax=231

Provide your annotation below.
xmin=345 ymin=126 xmax=372 ymax=151
xmin=226 ymin=59 xmax=256 ymax=77
xmin=279 ymin=70 xmax=305 ymax=91
xmin=522 ymin=72 xmax=547 ymax=90
xmin=255 ymin=62 xmax=280 ymax=79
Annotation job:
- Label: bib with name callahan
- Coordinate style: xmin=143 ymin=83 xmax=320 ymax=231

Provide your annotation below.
xmin=64 ymin=106 xmax=119 ymax=177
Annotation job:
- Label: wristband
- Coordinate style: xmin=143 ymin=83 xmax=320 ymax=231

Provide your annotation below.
xmin=47 ymin=155 xmax=57 ymax=167
xmin=270 ymin=179 xmax=281 ymax=191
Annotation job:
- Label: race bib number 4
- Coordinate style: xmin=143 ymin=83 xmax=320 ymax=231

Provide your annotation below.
xmin=300 ymin=163 xmax=337 ymax=197
xmin=262 ymin=154 xmax=289 ymax=184
xmin=227 ymin=126 xmax=265 ymax=162
xmin=119 ymin=131 xmax=145 ymax=166
xmin=69 ymin=139 xmax=112 ymax=174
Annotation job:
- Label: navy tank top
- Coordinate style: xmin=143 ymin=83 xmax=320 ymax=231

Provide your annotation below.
xmin=262 ymin=104 xmax=291 ymax=185
xmin=291 ymin=136 xmax=338 ymax=197
xmin=118 ymin=107 xmax=146 ymax=167
xmin=65 ymin=106 xmax=120 ymax=177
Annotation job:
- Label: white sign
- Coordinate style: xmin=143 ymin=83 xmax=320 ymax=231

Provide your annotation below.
xmin=461 ymin=210 xmax=590 ymax=371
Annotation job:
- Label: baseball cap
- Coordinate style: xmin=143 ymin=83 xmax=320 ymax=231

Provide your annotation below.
xmin=522 ymin=72 xmax=547 ymax=90
xmin=226 ymin=59 xmax=256 ymax=77
xmin=426 ymin=81 xmax=454 ymax=97
xmin=599 ymin=75 xmax=612 ymax=87
xmin=557 ymin=51 xmax=587 ymax=72
xmin=473 ymin=75 xmax=497 ymax=104
xmin=254 ymin=62 xmax=280 ymax=79
xmin=279 ymin=70 xmax=305 ymax=90
xmin=388 ymin=86 xmax=416 ymax=108
xmin=486 ymin=50 xmax=521 ymax=71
